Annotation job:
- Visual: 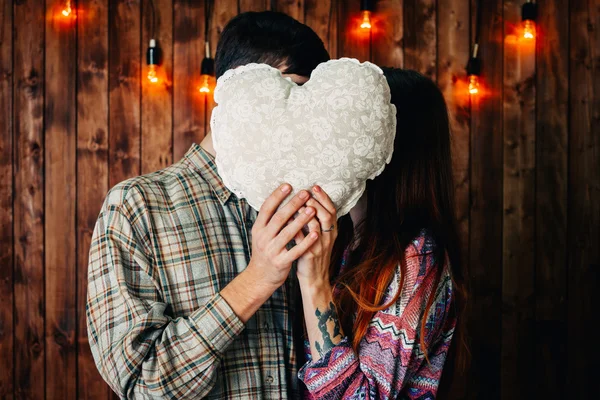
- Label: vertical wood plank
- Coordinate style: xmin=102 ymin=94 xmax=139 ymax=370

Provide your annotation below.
xmin=437 ymin=0 xmax=470 ymax=306
xmin=338 ymin=0 xmax=370 ymax=61
xmin=0 ymin=0 xmax=13 ymax=397
xmin=403 ymin=0 xmax=436 ymax=79
xmin=77 ymin=0 xmax=113 ymax=398
xmin=371 ymin=0 xmax=403 ymax=68
xmin=207 ymin=0 xmax=238 ymax=126
xmin=468 ymin=0 xmax=503 ymax=398
xmin=238 ymin=0 xmax=269 ymax=12
xmin=501 ymin=2 xmax=536 ymax=398
xmin=45 ymin=1 xmax=77 ymax=398
xmin=437 ymin=1 xmax=470 ymax=396
xmin=305 ymin=0 xmax=337 ymax=57
xmin=535 ymin=0 xmax=569 ymax=398
xmin=13 ymin=0 xmax=45 ymax=397
xmin=141 ymin=0 xmax=173 ymax=174
xmin=109 ymin=0 xmax=141 ymax=186
xmin=568 ymin=0 xmax=600 ymax=398
xmin=173 ymin=0 xmax=206 ymax=160
xmin=272 ymin=0 xmax=305 ymax=21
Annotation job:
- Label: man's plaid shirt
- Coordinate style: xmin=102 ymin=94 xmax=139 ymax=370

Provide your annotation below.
xmin=87 ymin=144 xmax=301 ymax=399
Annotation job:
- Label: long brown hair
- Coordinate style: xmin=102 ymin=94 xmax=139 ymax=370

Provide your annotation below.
xmin=331 ymin=69 xmax=468 ymax=381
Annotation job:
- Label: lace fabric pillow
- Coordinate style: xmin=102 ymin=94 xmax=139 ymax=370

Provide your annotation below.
xmin=211 ymin=58 xmax=397 ymax=218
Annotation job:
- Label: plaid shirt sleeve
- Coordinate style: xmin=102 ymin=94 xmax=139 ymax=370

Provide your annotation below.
xmin=86 ymin=185 xmax=245 ymax=399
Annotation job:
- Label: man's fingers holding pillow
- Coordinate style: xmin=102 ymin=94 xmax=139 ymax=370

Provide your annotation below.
xmin=265 ymin=189 xmax=311 ymax=237
xmin=256 ymin=183 xmax=293 ymax=228
xmin=274 ymin=206 xmax=316 ymax=250
xmin=285 ymin=229 xmax=320 ymax=263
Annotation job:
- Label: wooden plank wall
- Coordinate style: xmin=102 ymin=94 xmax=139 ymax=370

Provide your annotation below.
xmin=0 ymin=0 xmax=598 ymax=399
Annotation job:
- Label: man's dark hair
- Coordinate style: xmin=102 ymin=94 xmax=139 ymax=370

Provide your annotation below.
xmin=215 ymin=11 xmax=330 ymax=78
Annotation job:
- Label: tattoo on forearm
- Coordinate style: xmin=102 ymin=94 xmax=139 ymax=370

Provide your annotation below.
xmin=314 ymin=302 xmax=342 ymax=357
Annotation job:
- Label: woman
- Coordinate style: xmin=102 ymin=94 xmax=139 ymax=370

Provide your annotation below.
xmin=293 ymin=68 xmax=467 ymax=399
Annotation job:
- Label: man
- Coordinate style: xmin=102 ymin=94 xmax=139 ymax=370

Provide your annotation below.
xmin=87 ymin=12 xmax=329 ymax=399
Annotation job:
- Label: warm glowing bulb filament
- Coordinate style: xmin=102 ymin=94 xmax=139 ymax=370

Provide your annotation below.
xmin=199 ymin=75 xmax=212 ymax=94
xmin=360 ymin=10 xmax=372 ymax=30
xmin=522 ymin=20 xmax=535 ymax=40
xmin=147 ymin=65 xmax=158 ymax=83
xmin=62 ymin=1 xmax=72 ymax=17
xmin=468 ymin=75 xmax=479 ymax=95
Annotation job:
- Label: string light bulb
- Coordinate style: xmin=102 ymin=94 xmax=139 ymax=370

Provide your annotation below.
xmin=199 ymin=42 xmax=215 ymax=94
xmin=521 ymin=1 xmax=538 ymax=41
xmin=360 ymin=0 xmax=373 ymax=30
xmin=146 ymin=39 xmax=161 ymax=84
xmin=466 ymin=44 xmax=482 ymax=96
xmin=61 ymin=0 xmax=72 ymax=17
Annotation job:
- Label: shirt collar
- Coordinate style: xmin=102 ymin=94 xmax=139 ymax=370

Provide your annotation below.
xmin=184 ymin=143 xmax=233 ymax=205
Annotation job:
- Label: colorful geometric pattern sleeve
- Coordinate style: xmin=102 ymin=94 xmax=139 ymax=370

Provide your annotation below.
xmin=298 ymin=234 xmax=456 ymax=399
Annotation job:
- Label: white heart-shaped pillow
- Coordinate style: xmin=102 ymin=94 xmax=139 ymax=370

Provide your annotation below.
xmin=211 ymin=58 xmax=397 ymax=217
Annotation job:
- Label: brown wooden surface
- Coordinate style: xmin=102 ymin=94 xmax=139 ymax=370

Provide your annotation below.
xmin=2 ymin=1 xmax=598 ymax=398
xmin=468 ymin=0 xmax=504 ymax=398
xmin=13 ymin=0 xmax=45 ymax=398
xmin=535 ymin=0 xmax=569 ymax=397
xmin=76 ymin=0 xmax=113 ymax=399
xmin=338 ymin=0 xmax=370 ymax=61
xmin=568 ymin=1 xmax=599 ymax=398
xmin=238 ymin=0 xmax=269 ymax=12
xmin=305 ymin=0 xmax=337 ymax=57
xmin=142 ymin=0 xmax=174 ymax=174
xmin=371 ymin=0 xmax=403 ymax=67
xmin=437 ymin=1 xmax=470 ymax=395
xmin=403 ymin=0 xmax=436 ymax=79
xmin=109 ymin=0 xmax=142 ymax=186
xmin=0 ymin=0 xmax=13 ymax=397
xmin=501 ymin=2 xmax=536 ymax=398
xmin=272 ymin=0 xmax=304 ymax=21
xmin=45 ymin=1 xmax=77 ymax=398
xmin=173 ymin=0 xmax=206 ymax=159
xmin=208 ymin=0 xmax=238 ymax=127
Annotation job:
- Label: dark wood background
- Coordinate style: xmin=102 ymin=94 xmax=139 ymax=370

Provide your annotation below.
xmin=0 ymin=0 xmax=598 ymax=399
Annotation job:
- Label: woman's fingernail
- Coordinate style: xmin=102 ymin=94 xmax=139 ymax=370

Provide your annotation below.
xmin=310 ymin=232 xmax=318 ymax=239
xmin=313 ymin=185 xmax=321 ymax=193
xmin=281 ymin=184 xmax=291 ymax=193
xmin=299 ymin=190 xmax=309 ymax=200
xmin=305 ymin=207 xmax=314 ymax=215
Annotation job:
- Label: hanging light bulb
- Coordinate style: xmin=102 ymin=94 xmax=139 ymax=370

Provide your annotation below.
xmin=61 ymin=0 xmax=72 ymax=17
xmin=521 ymin=1 xmax=538 ymax=41
xmin=146 ymin=39 xmax=161 ymax=84
xmin=199 ymin=41 xmax=215 ymax=94
xmin=466 ymin=44 xmax=481 ymax=96
xmin=360 ymin=0 xmax=373 ymax=30
xmin=468 ymin=75 xmax=480 ymax=95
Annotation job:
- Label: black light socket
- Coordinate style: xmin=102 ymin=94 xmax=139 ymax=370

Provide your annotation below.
xmin=466 ymin=57 xmax=481 ymax=76
xmin=201 ymin=57 xmax=215 ymax=76
xmin=361 ymin=0 xmax=373 ymax=12
xmin=146 ymin=39 xmax=161 ymax=66
xmin=522 ymin=2 xmax=538 ymax=21
xmin=201 ymin=41 xmax=215 ymax=76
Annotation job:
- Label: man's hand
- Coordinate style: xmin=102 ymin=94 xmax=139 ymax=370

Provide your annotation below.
xmin=221 ymin=184 xmax=320 ymax=323
xmin=248 ymin=183 xmax=320 ymax=287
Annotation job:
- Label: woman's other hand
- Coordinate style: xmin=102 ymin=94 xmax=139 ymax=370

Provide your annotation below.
xmin=294 ymin=185 xmax=338 ymax=288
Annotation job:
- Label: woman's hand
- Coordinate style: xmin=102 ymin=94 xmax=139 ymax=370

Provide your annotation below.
xmin=294 ymin=185 xmax=338 ymax=289
xmin=294 ymin=185 xmax=344 ymax=360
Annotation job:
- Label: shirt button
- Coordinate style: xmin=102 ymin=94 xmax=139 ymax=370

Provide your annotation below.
xmin=266 ymin=375 xmax=274 ymax=384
